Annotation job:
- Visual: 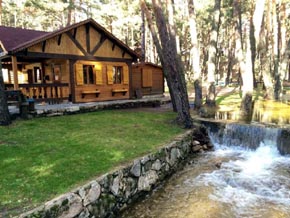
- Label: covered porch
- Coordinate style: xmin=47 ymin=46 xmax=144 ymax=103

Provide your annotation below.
xmin=3 ymin=56 xmax=70 ymax=104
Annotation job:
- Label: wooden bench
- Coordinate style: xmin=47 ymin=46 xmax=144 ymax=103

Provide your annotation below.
xmin=5 ymin=90 xmax=30 ymax=118
xmin=112 ymin=88 xmax=128 ymax=96
xmin=81 ymin=90 xmax=100 ymax=98
xmin=5 ymin=90 xmax=25 ymax=107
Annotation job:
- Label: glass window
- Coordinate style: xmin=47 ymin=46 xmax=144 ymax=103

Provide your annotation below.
xmin=113 ymin=66 xmax=122 ymax=84
xmin=2 ymin=68 xmax=9 ymax=83
xmin=83 ymin=65 xmax=94 ymax=84
xmin=34 ymin=67 xmax=42 ymax=83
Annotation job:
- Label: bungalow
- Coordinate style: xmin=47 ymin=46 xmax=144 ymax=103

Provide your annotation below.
xmin=0 ymin=18 xmax=164 ymax=104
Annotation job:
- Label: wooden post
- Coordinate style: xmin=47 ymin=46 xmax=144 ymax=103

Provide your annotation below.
xmin=128 ymin=62 xmax=133 ymax=99
xmin=12 ymin=56 xmax=19 ymax=90
xmin=69 ymin=60 xmax=76 ymax=103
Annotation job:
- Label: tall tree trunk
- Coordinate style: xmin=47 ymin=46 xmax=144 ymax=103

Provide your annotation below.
xmin=250 ymin=11 xmax=256 ymax=87
xmin=206 ymin=0 xmax=221 ymax=107
xmin=66 ymin=0 xmax=75 ymax=26
xmin=252 ymin=0 xmax=266 ymax=88
xmin=141 ymin=9 xmax=146 ymax=62
xmin=226 ymin=26 xmax=235 ymax=85
xmin=155 ymin=0 xmax=191 ymax=126
xmin=240 ymin=35 xmax=254 ymax=118
xmin=141 ymin=0 xmax=192 ymax=128
xmin=141 ymin=1 xmax=177 ymax=112
xmin=278 ymin=1 xmax=288 ymax=81
xmin=166 ymin=0 xmax=190 ymax=105
xmin=187 ymin=0 xmax=202 ymax=110
xmin=280 ymin=37 xmax=290 ymax=81
xmin=272 ymin=0 xmax=281 ymax=100
xmin=0 ymin=62 xmax=11 ymax=126
xmin=253 ymin=0 xmax=266 ymax=46
xmin=233 ymin=0 xmax=254 ymax=118
xmin=262 ymin=0 xmax=275 ymax=99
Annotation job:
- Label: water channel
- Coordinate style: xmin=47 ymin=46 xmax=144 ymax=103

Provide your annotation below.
xmin=121 ymin=123 xmax=290 ymax=218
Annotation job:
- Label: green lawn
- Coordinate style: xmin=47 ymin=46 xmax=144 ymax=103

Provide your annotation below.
xmin=216 ymin=87 xmax=265 ymax=109
xmin=0 ymin=110 xmax=184 ymax=215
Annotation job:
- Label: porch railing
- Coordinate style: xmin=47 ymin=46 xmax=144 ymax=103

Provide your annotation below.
xmin=5 ymin=83 xmax=70 ymax=104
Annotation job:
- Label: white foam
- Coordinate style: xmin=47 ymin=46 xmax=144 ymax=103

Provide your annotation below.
xmin=194 ymin=140 xmax=290 ymax=216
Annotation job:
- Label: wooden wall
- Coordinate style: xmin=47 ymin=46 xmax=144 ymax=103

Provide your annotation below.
xmin=74 ymin=60 xmax=130 ymax=103
xmin=132 ymin=63 xmax=164 ymax=98
xmin=28 ymin=25 xmax=133 ymax=60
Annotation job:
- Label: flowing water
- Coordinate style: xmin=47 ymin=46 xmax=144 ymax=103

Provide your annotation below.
xmin=121 ymin=124 xmax=290 ymax=218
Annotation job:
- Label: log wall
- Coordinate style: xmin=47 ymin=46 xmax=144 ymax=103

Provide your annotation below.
xmin=132 ymin=63 xmax=164 ymax=97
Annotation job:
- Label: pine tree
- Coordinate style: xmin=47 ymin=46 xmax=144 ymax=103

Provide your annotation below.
xmin=140 ymin=0 xmax=193 ymax=128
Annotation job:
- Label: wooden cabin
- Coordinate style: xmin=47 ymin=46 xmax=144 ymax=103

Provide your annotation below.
xmin=132 ymin=62 xmax=164 ymax=98
xmin=0 ymin=19 xmax=140 ymax=103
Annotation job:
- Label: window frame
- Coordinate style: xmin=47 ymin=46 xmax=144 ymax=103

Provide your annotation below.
xmin=113 ymin=66 xmax=123 ymax=84
xmin=83 ymin=65 xmax=94 ymax=85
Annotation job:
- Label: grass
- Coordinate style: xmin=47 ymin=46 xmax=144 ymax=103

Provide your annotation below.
xmin=216 ymin=90 xmax=242 ymax=107
xmin=0 ymin=110 xmax=184 ymax=215
xmin=212 ymin=86 xmax=290 ymax=124
xmin=215 ymin=87 xmax=264 ymax=109
xmin=252 ymin=99 xmax=290 ymax=124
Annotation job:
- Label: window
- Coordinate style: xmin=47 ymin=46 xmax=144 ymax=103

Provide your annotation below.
xmin=34 ymin=67 xmax=42 ymax=83
xmin=83 ymin=65 xmax=94 ymax=84
xmin=113 ymin=66 xmax=122 ymax=84
xmin=2 ymin=68 xmax=9 ymax=83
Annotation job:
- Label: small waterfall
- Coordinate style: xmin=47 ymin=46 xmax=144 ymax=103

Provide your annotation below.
xmin=122 ymin=121 xmax=290 ymax=218
xmin=208 ymin=122 xmax=281 ymax=150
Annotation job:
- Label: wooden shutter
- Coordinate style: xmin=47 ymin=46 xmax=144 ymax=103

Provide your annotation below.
xmin=142 ymin=68 xmax=152 ymax=87
xmin=123 ymin=65 xmax=129 ymax=85
xmin=107 ymin=65 xmax=114 ymax=85
xmin=95 ymin=64 xmax=103 ymax=85
xmin=75 ymin=63 xmax=83 ymax=85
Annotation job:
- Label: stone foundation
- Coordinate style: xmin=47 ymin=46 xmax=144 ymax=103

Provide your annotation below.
xmin=19 ymin=129 xmax=210 ymax=218
xmin=31 ymin=98 xmax=169 ymax=118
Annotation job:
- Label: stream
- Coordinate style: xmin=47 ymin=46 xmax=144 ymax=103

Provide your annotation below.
xmin=121 ymin=124 xmax=290 ymax=218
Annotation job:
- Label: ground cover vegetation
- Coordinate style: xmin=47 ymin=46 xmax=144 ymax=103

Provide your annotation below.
xmin=0 ymin=110 xmax=184 ymax=216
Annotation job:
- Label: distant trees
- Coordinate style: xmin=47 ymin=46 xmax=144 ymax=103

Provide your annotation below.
xmin=189 ymin=0 xmax=290 ymax=107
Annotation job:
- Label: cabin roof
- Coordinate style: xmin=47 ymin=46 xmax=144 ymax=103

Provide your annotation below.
xmin=0 ymin=26 xmax=48 ymax=52
xmin=0 ymin=18 xmax=139 ymax=60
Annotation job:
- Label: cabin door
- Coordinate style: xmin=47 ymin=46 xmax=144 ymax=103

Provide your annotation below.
xmin=27 ymin=69 xmax=33 ymax=84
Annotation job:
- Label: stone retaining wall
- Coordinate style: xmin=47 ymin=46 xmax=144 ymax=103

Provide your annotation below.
xmin=19 ymin=129 xmax=209 ymax=218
